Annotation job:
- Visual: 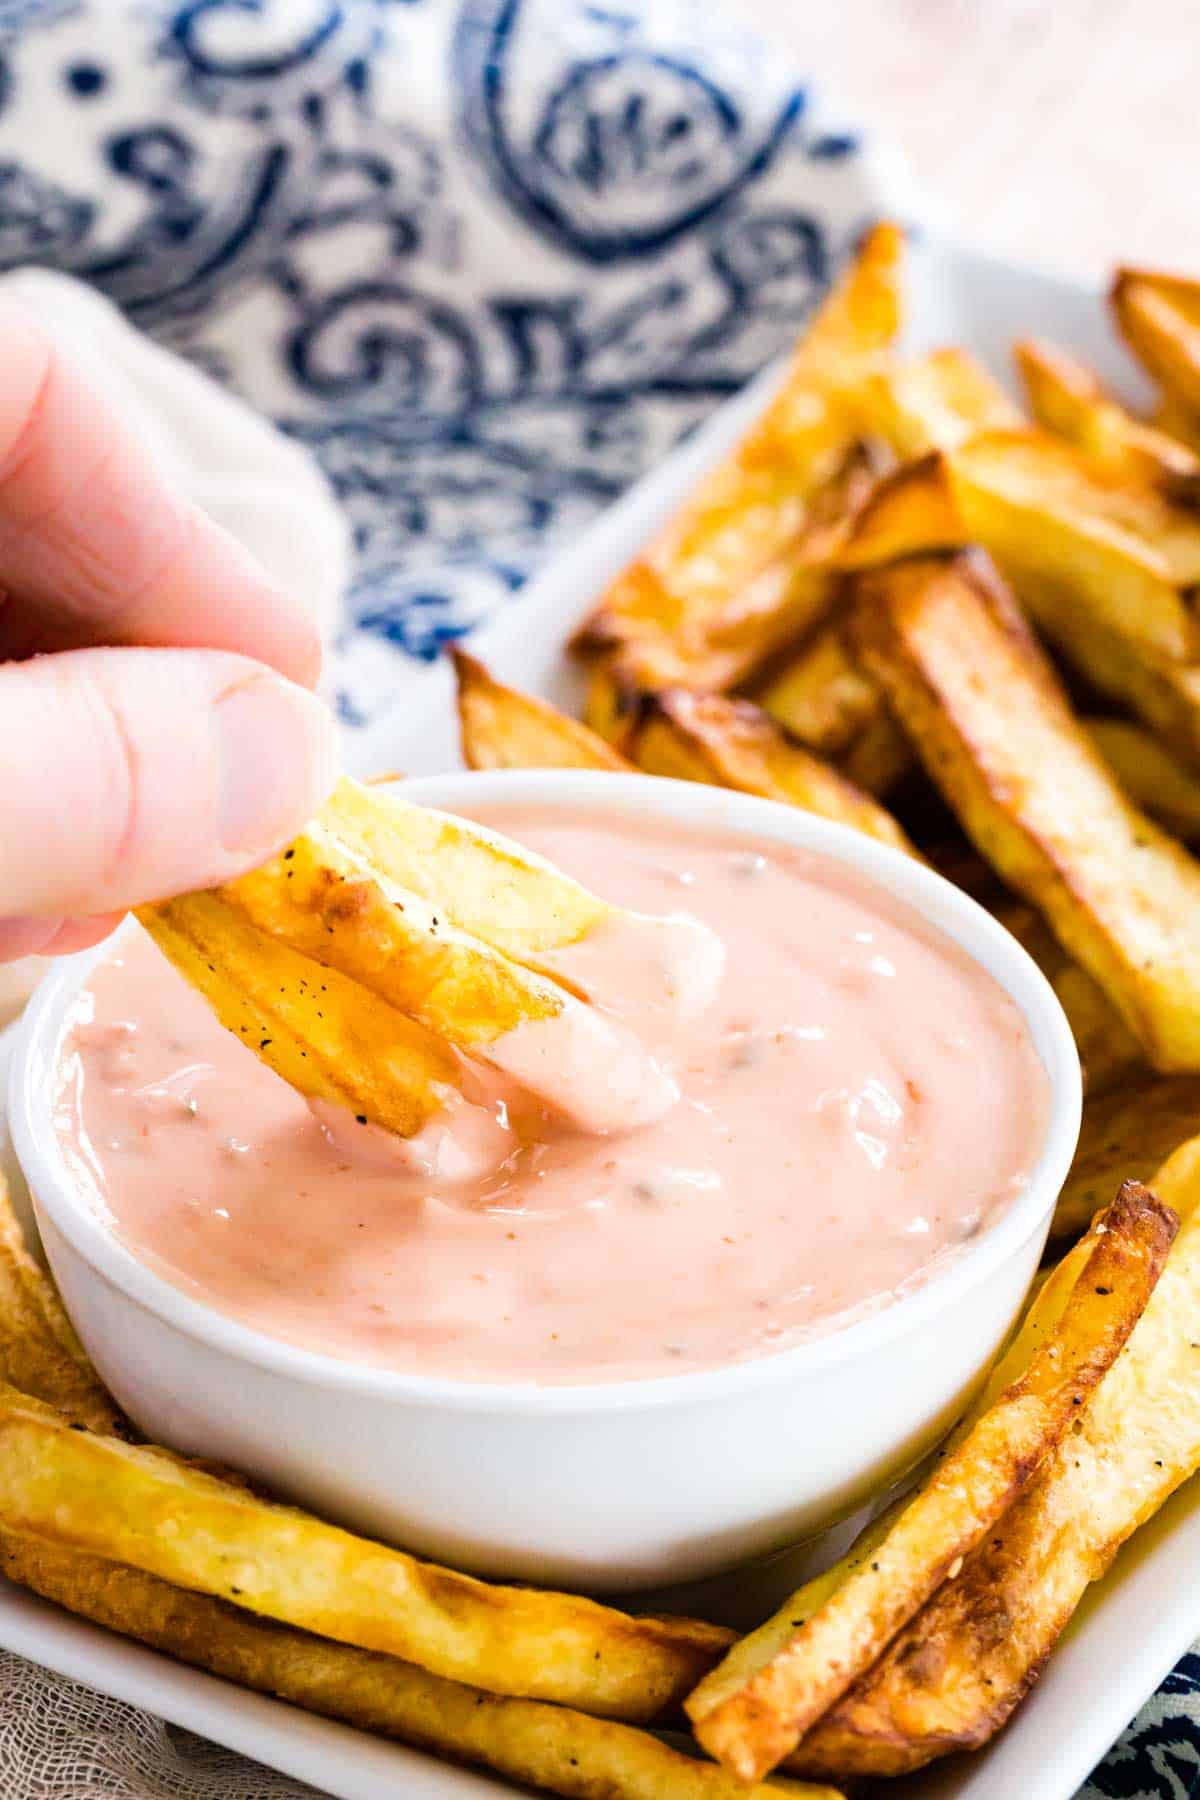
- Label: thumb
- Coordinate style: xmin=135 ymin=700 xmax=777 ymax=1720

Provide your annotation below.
xmin=0 ymin=647 xmax=339 ymax=919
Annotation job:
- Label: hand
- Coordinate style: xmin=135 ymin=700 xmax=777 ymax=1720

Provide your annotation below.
xmin=0 ymin=294 xmax=339 ymax=961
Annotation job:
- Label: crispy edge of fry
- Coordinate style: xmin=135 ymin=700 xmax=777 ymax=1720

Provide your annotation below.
xmin=0 ymin=1176 xmax=125 ymax=1436
xmin=569 ymin=225 xmax=904 ymax=663
xmin=756 ymin=619 xmax=912 ymax=796
xmin=1085 ymin=716 xmax=1200 ymax=838
xmin=841 ymin=434 xmax=1200 ymax=663
xmin=0 ymin=1378 xmax=733 ymax=1720
xmin=452 ymin=650 xmax=630 ymax=772
xmin=1112 ymin=267 xmax=1200 ymax=417
xmin=630 ymin=690 xmax=916 ymax=857
xmin=137 ymin=898 xmax=463 ymax=1139
xmin=996 ymin=903 xmax=1142 ymax=1098
xmin=788 ymin=1143 xmax=1200 ymax=1780
xmin=1014 ymin=338 xmax=1200 ymax=504
xmin=224 ymin=822 xmax=578 ymax=1052
xmin=849 ymin=553 xmax=1200 ymax=1071
xmin=0 ymin=1535 xmax=828 ymax=1800
xmin=686 ymin=1185 xmax=1177 ymax=1781
xmin=834 ymin=451 xmax=967 ymax=571
xmin=1052 ymin=1076 xmax=1200 ymax=1242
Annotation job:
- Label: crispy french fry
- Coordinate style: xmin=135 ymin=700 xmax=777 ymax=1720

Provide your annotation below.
xmin=1012 ymin=577 xmax=1200 ymax=772
xmin=687 ymin=1185 xmax=1176 ymax=1781
xmin=1014 ymin=338 xmax=1200 ymax=503
xmin=1154 ymin=391 xmax=1200 ymax=453
xmin=0 ymin=1535 xmax=826 ymax=1800
xmin=1113 ymin=266 xmax=1200 ymax=419
xmin=630 ymin=691 xmax=916 ymax=856
xmin=757 ymin=618 xmax=911 ymax=795
xmin=138 ymin=898 xmax=463 ymax=1140
xmin=857 ymin=347 xmax=1023 ymax=456
xmin=841 ymin=433 xmax=1200 ymax=664
xmin=1053 ymin=1076 xmax=1200 ymax=1242
xmin=789 ymin=1141 xmax=1200 ymax=1779
xmin=851 ymin=554 xmax=1200 ymax=1071
xmin=570 ymin=227 xmax=903 ymax=669
xmin=453 ymin=651 xmax=629 ymax=772
xmin=0 ymin=1380 xmax=732 ymax=1719
xmin=993 ymin=904 xmax=1142 ymax=1097
xmin=1085 ymin=716 xmax=1200 ymax=837
xmin=0 ymin=1177 xmax=124 ymax=1436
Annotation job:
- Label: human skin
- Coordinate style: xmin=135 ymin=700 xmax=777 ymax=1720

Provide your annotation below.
xmin=0 ymin=291 xmax=339 ymax=960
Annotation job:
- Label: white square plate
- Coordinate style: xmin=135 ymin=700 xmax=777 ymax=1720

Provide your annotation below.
xmin=1 ymin=236 xmax=1194 ymax=1800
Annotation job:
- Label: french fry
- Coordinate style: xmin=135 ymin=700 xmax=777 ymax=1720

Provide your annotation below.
xmin=857 ymin=346 xmax=1023 ymax=456
xmin=139 ymin=897 xmax=463 ymax=1140
xmin=789 ymin=1140 xmax=1200 ymax=1779
xmin=1053 ymin=1076 xmax=1200 ymax=1242
xmin=851 ymin=554 xmax=1200 ymax=1070
xmin=453 ymin=650 xmax=630 ymax=771
xmin=1014 ymin=337 xmax=1200 ymax=503
xmin=630 ymin=690 xmax=916 ymax=856
xmin=757 ymin=618 xmax=911 ymax=795
xmin=0 ymin=1534 xmax=828 ymax=1800
xmin=993 ymin=904 xmax=1142 ymax=1097
xmin=570 ymin=227 xmax=903 ymax=671
xmin=1154 ymin=391 xmax=1200 ymax=453
xmin=1086 ymin=715 xmax=1200 ymax=837
xmin=1112 ymin=266 xmax=1200 ymax=419
xmin=687 ymin=1185 xmax=1176 ymax=1781
xmin=0 ymin=1379 xmax=732 ymax=1719
xmin=0 ymin=1177 xmax=125 ymax=1436
xmin=841 ymin=433 xmax=1200 ymax=664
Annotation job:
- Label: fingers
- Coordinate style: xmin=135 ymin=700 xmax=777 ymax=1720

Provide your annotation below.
xmin=0 ymin=294 xmax=322 ymax=686
xmin=0 ymin=915 xmax=124 ymax=961
xmin=0 ymin=647 xmax=339 ymax=920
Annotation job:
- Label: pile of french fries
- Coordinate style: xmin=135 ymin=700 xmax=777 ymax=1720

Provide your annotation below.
xmin=5 ymin=223 xmax=1200 ymax=1794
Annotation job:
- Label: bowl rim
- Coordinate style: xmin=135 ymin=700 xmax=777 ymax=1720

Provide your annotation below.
xmin=11 ymin=768 xmax=1083 ymax=1416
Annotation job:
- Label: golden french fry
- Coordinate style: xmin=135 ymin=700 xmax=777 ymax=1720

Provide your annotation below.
xmin=138 ymin=898 xmax=463 ymax=1139
xmin=841 ymin=432 xmax=1200 ymax=664
xmin=1113 ymin=266 xmax=1200 ymax=419
xmin=757 ymin=618 xmax=911 ymax=795
xmin=992 ymin=904 xmax=1142 ymax=1098
xmin=452 ymin=651 xmax=629 ymax=772
xmin=851 ymin=554 xmax=1200 ymax=1071
xmin=1053 ymin=1076 xmax=1200 ymax=1242
xmin=0 ymin=1177 xmax=124 ymax=1436
xmin=0 ymin=1533 xmax=826 ymax=1800
xmin=630 ymin=690 xmax=916 ymax=856
xmin=570 ymin=227 xmax=903 ymax=670
xmin=789 ymin=1139 xmax=1200 ymax=1779
xmin=0 ymin=1379 xmax=732 ymax=1719
xmin=687 ymin=1185 xmax=1176 ymax=1781
xmin=1154 ymin=391 xmax=1200 ymax=453
xmin=1014 ymin=338 xmax=1200 ymax=503
xmin=857 ymin=346 xmax=1023 ymax=456
xmin=1085 ymin=716 xmax=1200 ymax=837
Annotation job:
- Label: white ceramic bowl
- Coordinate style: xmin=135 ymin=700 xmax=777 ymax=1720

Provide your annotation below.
xmin=10 ymin=770 xmax=1082 ymax=1592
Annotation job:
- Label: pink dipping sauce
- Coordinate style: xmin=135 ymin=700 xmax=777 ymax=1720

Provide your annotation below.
xmin=54 ymin=809 xmax=1051 ymax=1384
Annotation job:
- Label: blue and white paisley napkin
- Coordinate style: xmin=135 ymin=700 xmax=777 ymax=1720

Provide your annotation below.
xmin=0 ymin=4 xmax=1194 ymax=1797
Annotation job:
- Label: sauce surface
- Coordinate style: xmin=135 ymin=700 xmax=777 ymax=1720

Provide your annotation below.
xmin=54 ymin=809 xmax=1050 ymax=1383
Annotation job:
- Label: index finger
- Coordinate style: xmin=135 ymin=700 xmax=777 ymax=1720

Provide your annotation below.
xmin=0 ymin=293 xmax=321 ymax=686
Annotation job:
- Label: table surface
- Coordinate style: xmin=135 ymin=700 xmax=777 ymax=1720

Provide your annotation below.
xmin=736 ymin=0 xmax=1193 ymax=282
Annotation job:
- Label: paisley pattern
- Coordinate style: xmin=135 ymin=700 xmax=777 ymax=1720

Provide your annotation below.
xmin=0 ymin=4 xmax=1193 ymax=1794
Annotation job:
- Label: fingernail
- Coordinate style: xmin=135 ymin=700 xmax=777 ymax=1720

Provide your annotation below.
xmin=214 ymin=674 xmax=339 ymax=855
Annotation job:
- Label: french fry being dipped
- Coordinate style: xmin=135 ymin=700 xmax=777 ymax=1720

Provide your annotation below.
xmin=142 ymin=777 xmax=726 ymax=1144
